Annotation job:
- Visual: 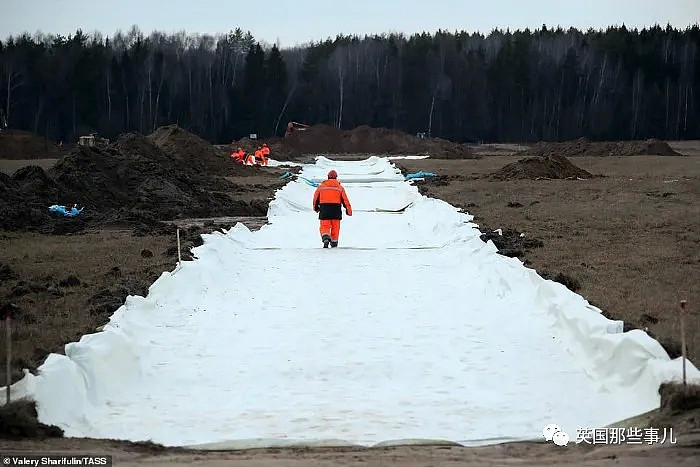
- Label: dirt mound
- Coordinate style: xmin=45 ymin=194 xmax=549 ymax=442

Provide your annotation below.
xmin=0 ymin=163 xmax=90 ymax=233
xmin=50 ymin=136 xmax=180 ymax=211
xmin=642 ymin=139 xmax=684 ymax=156
xmin=345 ymin=125 xmax=475 ymax=158
xmin=149 ymin=125 xmax=217 ymax=164
xmin=0 ymin=172 xmax=18 ymax=193
xmin=281 ymin=124 xmax=343 ymax=153
xmin=489 ymin=154 xmax=593 ymax=180
xmin=149 ymin=125 xmax=259 ymax=176
xmin=0 ymin=129 xmax=66 ymax=160
xmin=0 ymin=128 xmax=280 ymax=232
xmin=234 ymin=124 xmax=477 ymax=159
xmin=234 ymin=125 xmax=343 ymax=160
xmin=114 ymin=132 xmax=173 ymax=164
xmin=13 ymin=165 xmax=64 ymax=198
xmin=521 ymin=138 xmax=683 ymax=158
xmin=50 ymin=133 xmax=261 ymax=218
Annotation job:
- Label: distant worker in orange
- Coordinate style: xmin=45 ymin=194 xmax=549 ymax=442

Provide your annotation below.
xmin=232 ymin=147 xmax=245 ymax=163
xmin=254 ymin=146 xmax=264 ymax=166
xmin=312 ymin=170 xmax=352 ymax=248
xmin=245 ymin=150 xmax=256 ymax=165
xmin=260 ymin=143 xmax=270 ymax=165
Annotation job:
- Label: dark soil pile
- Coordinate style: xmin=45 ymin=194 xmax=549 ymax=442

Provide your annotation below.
xmin=0 ymin=129 xmax=67 ymax=160
xmin=149 ymin=125 xmax=259 ymax=176
xmin=0 ymin=127 xmax=280 ymax=232
xmin=0 ymin=171 xmax=18 ymax=192
xmin=520 ymin=137 xmax=682 ymax=158
xmin=489 ymin=154 xmax=593 ymax=180
xmin=284 ymin=124 xmax=345 ymax=155
xmin=0 ymin=164 xmax=86 ymax=233
xmin=234 ymin=124 xmax=477 ymax=159
xmin=0 ymin=400 xmax=63 ymax=439
xmin=479 ymin=227 xmax=544 ymax=258
xmin=345 ymin=125 xmax=476 ymax=158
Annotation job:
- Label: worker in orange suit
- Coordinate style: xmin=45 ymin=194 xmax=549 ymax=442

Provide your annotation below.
xmin=232 ymin=148 xmax=245 ymax=163
xmin=312 ymin=170 xmax=352 ymax=248
xmin=253 ymin=146 xmax=263 ymax=166
xmin=260 ymin=143 xmax=270 ymax=165
xmin=245 ymin=149 xmax=256 ymax=165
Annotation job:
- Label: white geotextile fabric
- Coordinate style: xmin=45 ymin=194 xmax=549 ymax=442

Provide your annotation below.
xmin=3 ymin=155 xmax=699 ymax=448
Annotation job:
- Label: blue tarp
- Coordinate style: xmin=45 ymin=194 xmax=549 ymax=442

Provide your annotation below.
xmin=49 ymin=205 xmax=84 ymax=217
xmin=280 ymin=172 xmax=319 ymax=187
xmin=405 ymin=171 xmax=437 ymax=180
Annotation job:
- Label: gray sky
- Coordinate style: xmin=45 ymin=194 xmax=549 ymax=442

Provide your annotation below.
xmin=1 ymin=0 xmax=699 ymax=47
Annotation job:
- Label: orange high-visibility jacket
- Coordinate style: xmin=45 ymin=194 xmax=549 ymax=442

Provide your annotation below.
xmin=254 ymin=149 xmax=263 ymax=164
xmin=261 ymin=146 xmax=270 ymax=156
xmin=313 ymin=179 xmax=352 ymax=220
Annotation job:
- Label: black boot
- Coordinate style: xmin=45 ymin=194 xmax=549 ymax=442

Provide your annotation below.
xmin=322 ymin=234 xmax=331 ymax=248
xmin=330 ymin=240 xmax=338 ymax=248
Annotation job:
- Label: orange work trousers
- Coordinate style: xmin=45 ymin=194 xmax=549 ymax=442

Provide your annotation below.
xmin=319 ymin=219 xmax=341 ymax=241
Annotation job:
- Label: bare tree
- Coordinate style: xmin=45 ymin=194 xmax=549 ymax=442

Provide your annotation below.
xmin=329 ymin=46 xmax=347 ymax=128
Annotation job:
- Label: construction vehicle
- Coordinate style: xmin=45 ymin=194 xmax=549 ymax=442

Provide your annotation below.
xmin=78 ymin=133 xmax=110 ymax=148
xmin=285 ymin=121 xmax=310 ymax=137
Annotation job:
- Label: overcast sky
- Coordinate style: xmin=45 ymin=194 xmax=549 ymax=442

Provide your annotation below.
xmin=2 ymin=0 xmax=699 ymax=47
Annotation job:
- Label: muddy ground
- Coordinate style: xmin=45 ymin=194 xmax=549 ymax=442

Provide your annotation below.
xmin=397 ymin=154 xmax=700 ymax=363
xmin=2 ymin=432 xmax=700 ymax=467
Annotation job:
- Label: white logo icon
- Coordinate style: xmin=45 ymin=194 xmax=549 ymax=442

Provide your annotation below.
xmin=542 ymin=424 xmax=561 ymax=441
xmin=552 ymin=430 xmax=570 ymax=446
xmin=543 ymin=424 xmax=569 ymax=446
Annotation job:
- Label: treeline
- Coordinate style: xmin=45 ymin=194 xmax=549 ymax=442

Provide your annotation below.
xmin=1 ymin=24 xmax=699 ymax=144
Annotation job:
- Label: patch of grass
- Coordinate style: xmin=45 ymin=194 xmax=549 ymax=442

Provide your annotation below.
xmin=0 ymin=231 xmax=175 ymax=383
xmin=659 ymin=382 xmax=700 ymax=412
xmin=0 ymin=400 xmax=63 ymax=439
xmin=540 ymin=271 xmax=581 ymax=293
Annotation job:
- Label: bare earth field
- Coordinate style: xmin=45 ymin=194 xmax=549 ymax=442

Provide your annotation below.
xmin=0 ymin=230 xmax=175 ymax=381
xmin=398 ymin=154 xmax=700 ymax=363
xmin=1 ymin=142 xmax=699 ymax=465
xmin=2 ymin=430 xmax=700 ymax=466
